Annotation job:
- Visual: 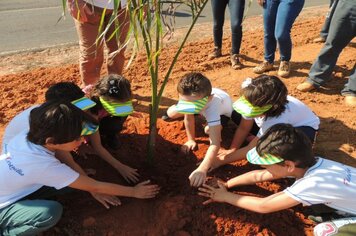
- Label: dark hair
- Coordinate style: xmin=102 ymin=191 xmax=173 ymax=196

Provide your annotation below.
xmin=177 ymin=72 xmax=212 ymax=97
xmin=242 ymin=75 xmax=288 ymax=119
xmin=90 ymin=74 xmax=132 ymax=114
xmin=256 ymin=124 xmax=316 ymax=168
xmin=45 ymin=82 xmax=85 ymax=102
xmin=27 ymin=100 xmax=97 ymax=145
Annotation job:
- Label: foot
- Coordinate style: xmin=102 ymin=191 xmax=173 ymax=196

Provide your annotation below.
xmin=313 ymin=37 xmax=326 ymax=43
xmin=345 ymin=95 xmax=356 ymax=106
xmin=230 ymin=54 xmax=243 ymax=70
xmin=253 ymin=61 xmax=274 ymax=74
xmin=208 ymin=47 xmax=222 ymax=60
xmin=297 ymin=81 xmax=316 ymax=92
xmin=278 ymin=61 xmax=291 ymax=78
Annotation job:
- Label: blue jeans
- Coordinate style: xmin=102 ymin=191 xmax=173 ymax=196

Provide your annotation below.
xmin=320 ymin=0 xmax=338 ymax=39
xmin=307 ymin=0 xmax=356 ymax=96
xmin=0 ymin=187 xmax=72 ymax=235
xmin=263 ymin=0 xmax=305 ymax=63
xmin=211 ymin=0 xmax=245 ymax=54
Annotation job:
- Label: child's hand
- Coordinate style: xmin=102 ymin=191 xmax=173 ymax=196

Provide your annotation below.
xmin=198 ymin=182 xmax=228 ymax=205
xmin=218 ymin=148 xmax=235 ymax=157
xmin=181 ymin=140 xmax=198 ymax=154
xmin=116 ymin=164 xmax=140 ymax=183
xmin=132 ymin=180 xmax=160 ymax=199
xmin=90 ymin=192 xmax=121 ymax=209
xmin=189 ymin=168 xmax=207 ymax=187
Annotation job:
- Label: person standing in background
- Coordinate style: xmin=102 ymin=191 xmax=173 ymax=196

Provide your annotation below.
xmin=313 ymin=0 xmax=339 ymax=43
xmin=68 ymin=0 xmax=130 ymax=88
xmin=208 ymin=0 xmax=246 ymax=70
xmin=253 ymin=0 xmax=305 ymax=78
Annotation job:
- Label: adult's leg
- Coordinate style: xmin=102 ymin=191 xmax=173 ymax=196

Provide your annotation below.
xmin=314 ymin=217 xmax=356 ymax=236
xmin=274 ymin=0 xmax=304 ymax=62
xmin=74 ymin=6 xmax=106 ymax=86
xmin=211 ymin=0 xmax=228 ymax=49
xmin=341 ymin=65 xmax=356 ymax=97
xmin=320 ymin=0 xmax=338 ymax=39
xmin=307 ymin=0 xmax=356 ymax=87
xmin=0 ymin=200 xmax=63 ymax=236
xmin=228 ymin=0 xmax=245 ymax=54
xmin=263 ymin=0 xmax=280 ymax=63
xmin=106 ymin=8 xmax=130 ymax=75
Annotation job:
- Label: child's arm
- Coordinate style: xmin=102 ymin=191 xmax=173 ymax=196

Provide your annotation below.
xmin=216 ymin=136 xmax=259 ymax=168
xmin=69 ymin=176 xmax=159 ymax=199
xmin=198 ymin=182 xmax=300 ymax=213
xmin=226 ymin=169 xmax=277 ymax=188
xmin=189 ymin=125 xmax=222 ymax=187
xmin=55 ymin=150 xmax=122 ymax=208
xmin=89 ymin=131 xmax=139 ymax=183
xmin=182 ymin=114 xmax=197 ymax=151
xmin=229 ymin=118 xmax=254 ymax=150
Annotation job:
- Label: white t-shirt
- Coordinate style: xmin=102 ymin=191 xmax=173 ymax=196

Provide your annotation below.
xmin=84 ymin=0 xmax=127 ymax=9
xmin=200 ymin=88 xmax=233 ymax=127
xmin=284 ymin=157 xmax=356 ymax=215
xmin=254 ymin=96 xmax=320 ymax=137
xmin=1 ymin=105 xmax=37 ymax=154
xmin=0 ymin=131 xmax=79 ymax=209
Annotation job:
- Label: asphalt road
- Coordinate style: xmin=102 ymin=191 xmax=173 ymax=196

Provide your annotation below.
xmin=0 ymin=0 xmax=329 ymax=54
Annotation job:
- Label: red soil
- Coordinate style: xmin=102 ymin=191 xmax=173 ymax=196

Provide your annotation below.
xmin=0 ymin=11 xmax=355 ymax=236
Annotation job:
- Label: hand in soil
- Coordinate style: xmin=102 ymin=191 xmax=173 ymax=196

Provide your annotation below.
xmin=116 ymin=164 xmax=140 ymax=183
xmin=90 ymin=192 xmax=121 ymax=209
xmin=198 ymin=182 xmax=228 ymax=205
xmin=133 ymin=180 xmax=160 ymax=199
xmin=189 ymin=168 xmax=207 ymax=187
xmin=181 ymin=140 xmax=198 ymax=154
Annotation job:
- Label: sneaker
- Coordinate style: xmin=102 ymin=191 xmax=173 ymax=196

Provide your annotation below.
xmin=278 ymin=61 xmax=291 ymax=78
xmin=313 ymin=37 xmax=326 ymax=43
xmin=208 ymin=47 xmax=222 ymax=60
xmin=231 ymin=54 xmax=243 ymax=70
xmin=297 ymin=81 xmax=316 ymax=92
xmin=253 ymin=61 xmax=274 ymax=74
xmin=345 ymin=95 xmax=356 ymax=107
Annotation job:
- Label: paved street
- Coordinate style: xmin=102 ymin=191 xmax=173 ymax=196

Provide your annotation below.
xmin=0 ymin=0 xmax=329 ymax=54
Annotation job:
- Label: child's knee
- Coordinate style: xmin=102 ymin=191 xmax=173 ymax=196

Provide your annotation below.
xmin=167 ymin=105 xmax=181 ymax=119
xmin=34 ymin=200 xmax=63 ymax=229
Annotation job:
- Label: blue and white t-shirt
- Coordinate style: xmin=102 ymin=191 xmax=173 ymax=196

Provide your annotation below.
xmin=284 ymin=157 xmax=356 ymax=215
xmin=0 ymin=131 xmax=79 ymax=209
xmin=254 ymin=96 xmax=320 ymax=137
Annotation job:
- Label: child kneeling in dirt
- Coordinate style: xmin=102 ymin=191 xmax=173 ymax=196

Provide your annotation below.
xmin=198 ymin=124 xmax=356 ymax=236
xmin=216 ymin=74 xmax=320 ymax=168
xmin=2 ymin=80 xmax=140 ymax=184
xmin=165 ymin=72 xmax=259 ymax=187
xmin=0 ymin=101 xmax=159 ymax=235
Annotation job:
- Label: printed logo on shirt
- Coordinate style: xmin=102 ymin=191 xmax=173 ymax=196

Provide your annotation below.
xmin=1 ymin=153 xmax=24 ymax=176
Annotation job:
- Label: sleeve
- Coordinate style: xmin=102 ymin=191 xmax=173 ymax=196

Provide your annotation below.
xmin=203 ymin=98 xmax=221 ymax=127
xmin=283 ymin=176 xmax=327 ymax=206
xmin=37 ymin=162 xmax=80 ymax=190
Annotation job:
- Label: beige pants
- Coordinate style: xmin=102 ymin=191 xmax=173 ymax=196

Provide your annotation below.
xmin=70 ymin=1 xmax=130 ymax=86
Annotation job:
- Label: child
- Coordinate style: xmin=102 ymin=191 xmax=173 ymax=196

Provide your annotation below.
xmin=89 ymin=74 xmax=138 ymax=150
xmin=2 ymin=81 xmax=139 ymax=184
xmin=166 ymin=72 xmax=259 ymax=187
xmin=0 ymin=101 xmax=159 ymax=235
xmin=216 ymin=74 xmax=320 ymax=168
xmin=198 ymin=124 xmax=356 ymax=236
